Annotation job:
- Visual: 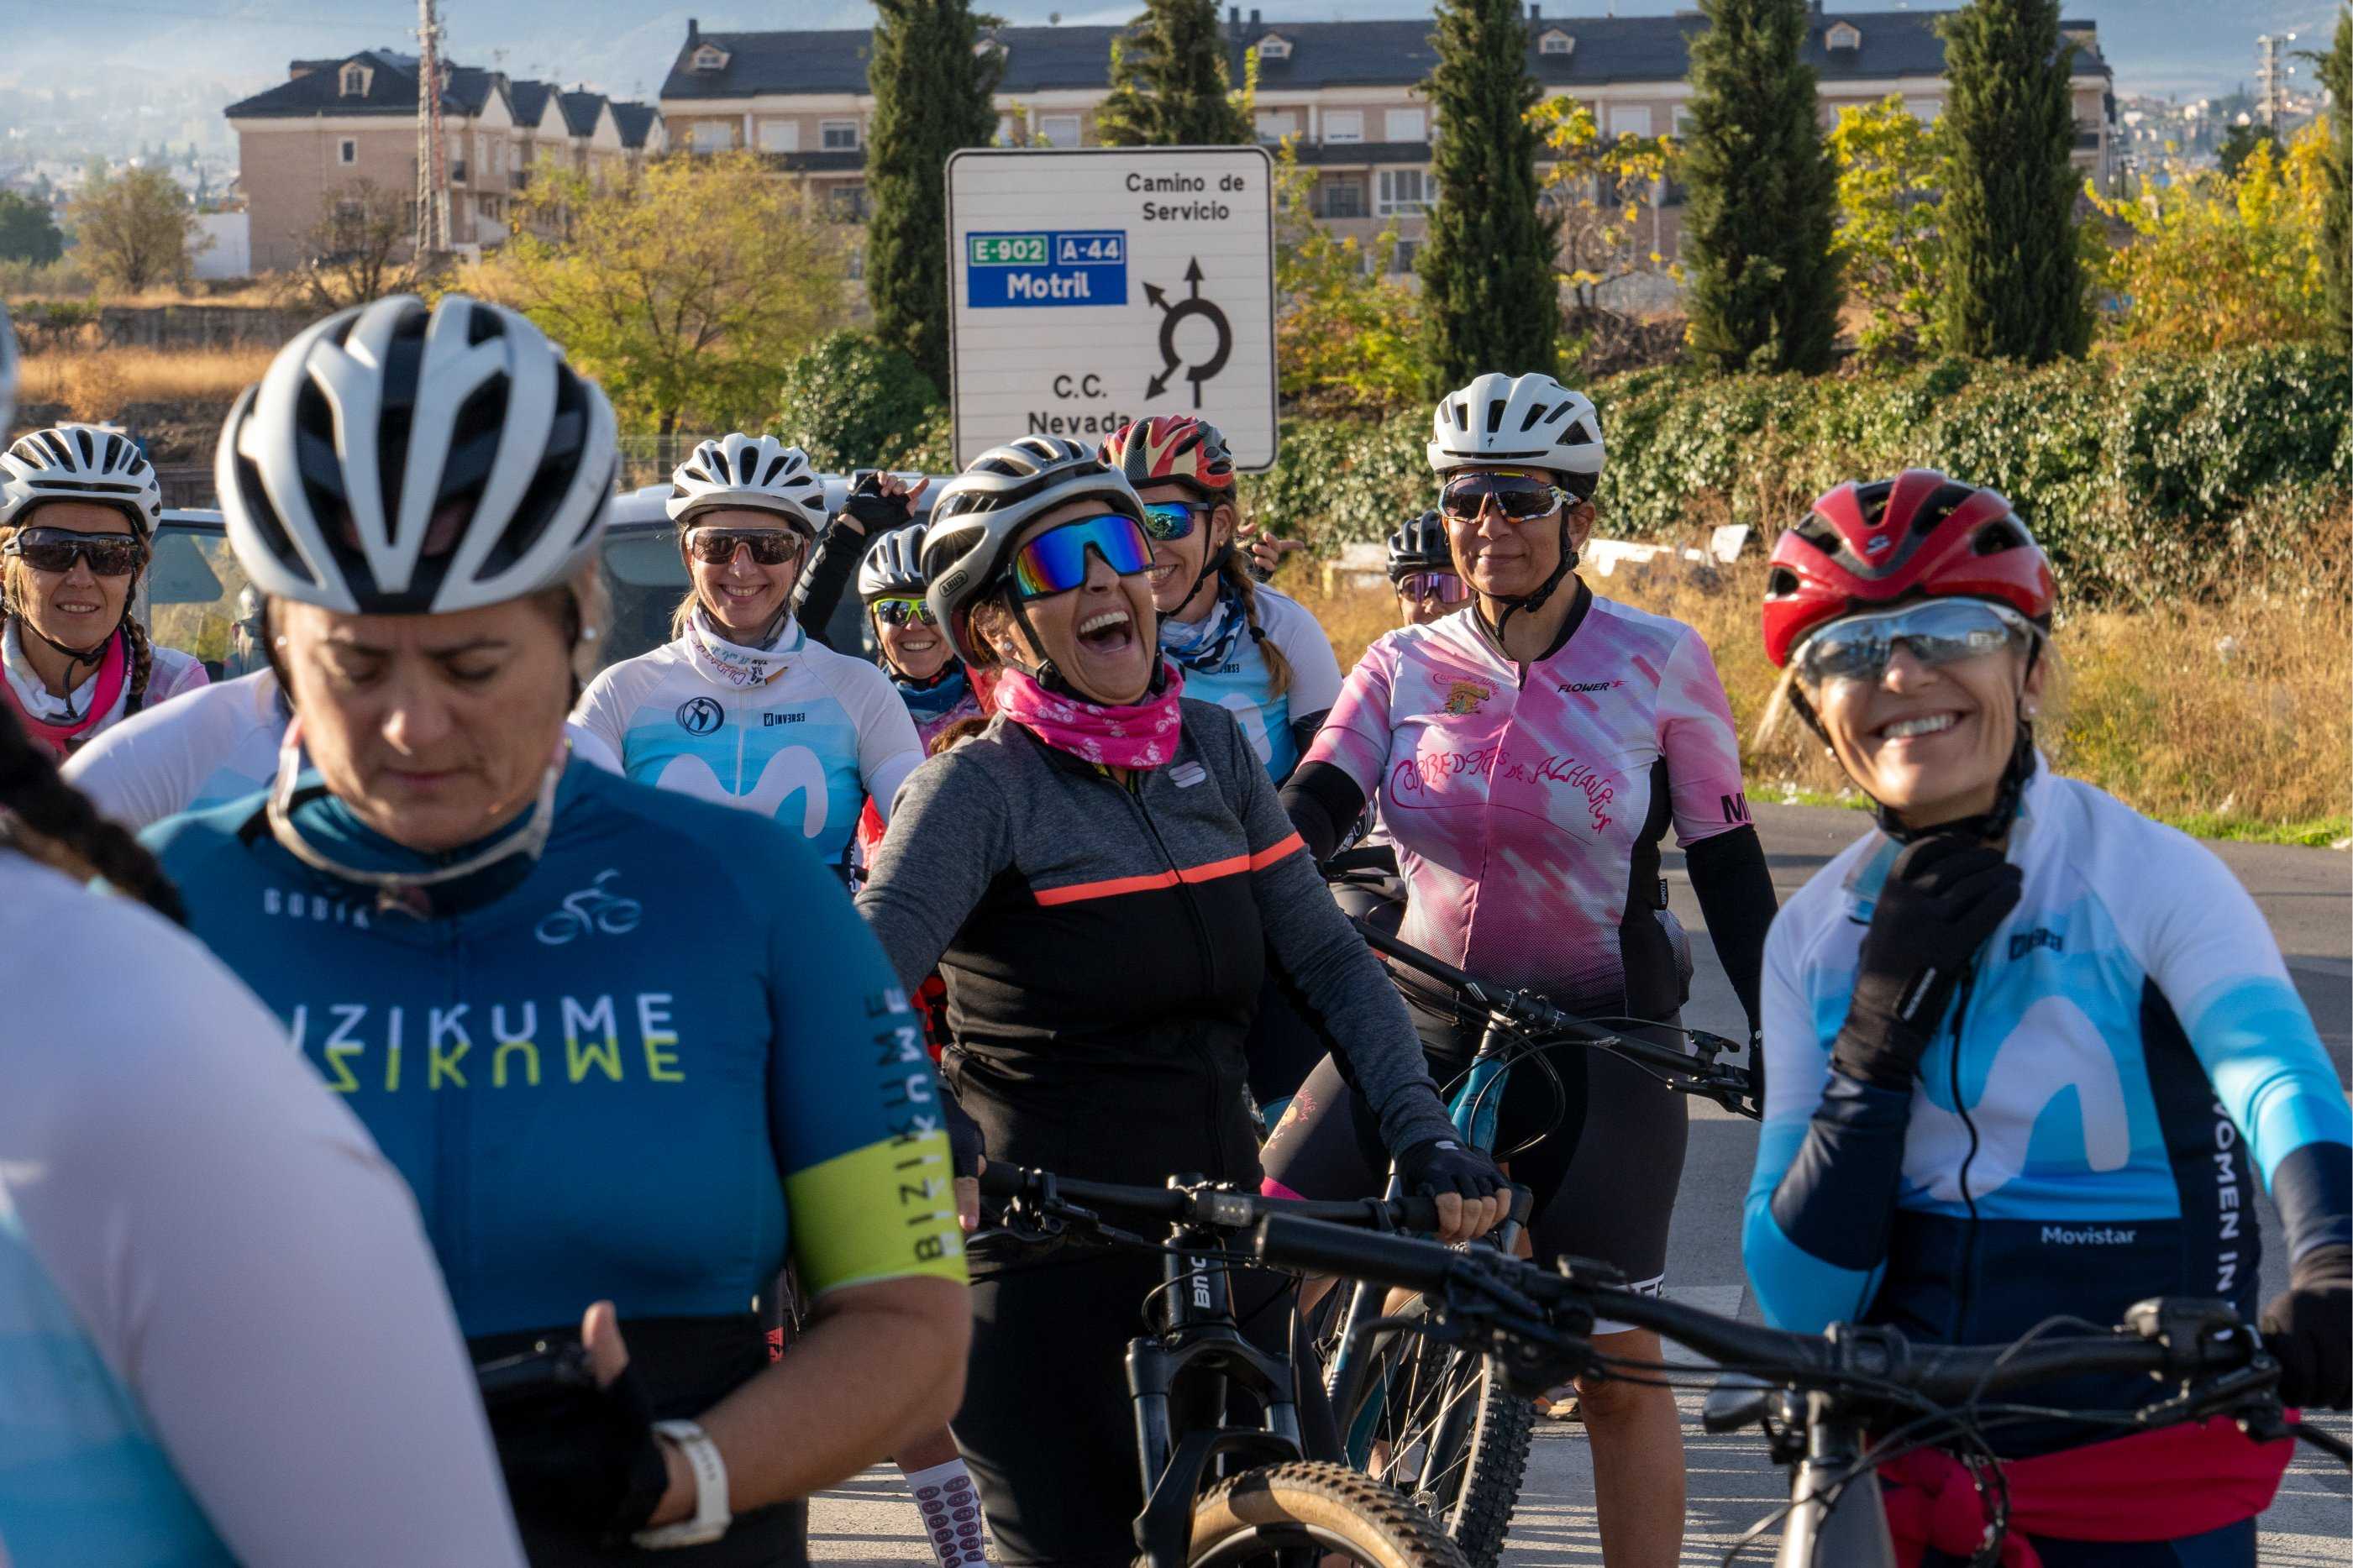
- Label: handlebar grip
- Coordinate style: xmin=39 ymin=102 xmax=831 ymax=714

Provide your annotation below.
xmin=1395 ymin=1194 xmax=1442 ymax=1232
xmin=976 ymin=1162 xmax=1027 ymax=1199
xmin=1254 ymin=1213 xmax=1456 ymax=1293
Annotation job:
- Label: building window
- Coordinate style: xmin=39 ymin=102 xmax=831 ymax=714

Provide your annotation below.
xmin=1376 ymin=167 xmax=1432 ymax=217
xmin=1384 ymin=108 xmax=1426 ymax=143
xmin=339 ymin=62 xmax=371 ymax=97
xmin=1825 ymin=22 xmax=1862 ymax=51
xmin=995 ymin=113 xmax=1019 ymax=145
xmin=338 ymin=138 xmax=358 ymax=165
xmin=1539 ymin=29 xmax=1573 ymax=56
xmin=1322 ymin=108 xmax=1363 ymax=144
xmin=1612 ymin=105 xmax=1653 ymax=138
xmin=1314 ymin=176 xmax=1366 ymax=219
xmin=827 ymin=184 xmax=868 ymax=222
xmin=1038 ymin=114 xmax=1081 ymax=149
xmin=820 ymin=119 xmax=859 ymax=151
xmin=757 ymin=119 xmax=799 ymax=153
xmin=691 ymin=120 xmax=733 ymax=153
xmin=1254 ymin=110 xmax=1291 ymax=144
xmin=1390 ymin=239 xmax=1421 ymax=274
xmin=691 ymin=43 xmax=728 ymax=71
xmin=1256 ymin=34 xmax=1291 ymax=61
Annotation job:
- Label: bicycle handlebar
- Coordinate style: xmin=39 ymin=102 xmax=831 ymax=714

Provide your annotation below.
xmin=1353 ymin=919 xmax=1759 ymax=1114
xmin=1252 ymin=1214 xmax=2266 ymax=1408
xmin=977 ymin=1162 xmax=1452 ymax=1236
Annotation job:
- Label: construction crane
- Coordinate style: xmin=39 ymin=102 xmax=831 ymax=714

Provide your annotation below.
xmin=415 ymin=0 xmax=449 ymax=255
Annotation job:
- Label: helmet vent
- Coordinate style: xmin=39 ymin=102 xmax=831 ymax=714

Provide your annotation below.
xmin=1855 ymin=480 xmax=1893 ymax=528
xmin=1449 ymin=399 xmax=1470 ymax=431
xmin=1766 ymin=566 xmax=1799 ymax=597
xmin=1972 ymin=519 xmax=2025 ymax=555
xmin=1920 ymin=483 xmax=1977 ymax=536
xmin=1793 ymin=515 xmax=1841 ymax=553
xmin=1563 ymin=417 xmax=1595 ymax=447
xmin=1484 ymin=398 xmax=1507 ymax=435
xmin=1519 ymin=401 xmax=1551 ymax=431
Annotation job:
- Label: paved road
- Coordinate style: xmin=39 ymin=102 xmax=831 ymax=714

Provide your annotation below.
xmin=810 ymin=803 xmax=2352 ymax=1564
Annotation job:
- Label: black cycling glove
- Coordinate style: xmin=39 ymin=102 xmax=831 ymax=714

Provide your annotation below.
xmin=1398 ymin=1138 xmax=1507 ymax=1204
xmin=1831 ymin=834 xmax=2023 ymax=1092
xmin=839 ymin=471 xmax=914 ymax=537
xmin=2261 ymin=1241 xmax=2351 ymax=1410
xmin=489 ymin=1353 xmax=672 ymax=1539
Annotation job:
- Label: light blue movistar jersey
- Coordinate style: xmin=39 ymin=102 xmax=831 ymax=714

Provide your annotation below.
xmin=144 ymin=762 xmax=965 ymax=1341
xmin=1746 ymin=763 xmax=2352 ymax=1382
xmin=572 ymin=615 xmax=921 ymax=873
xmin=1161 ymin=585 xmax=1342 ymax=784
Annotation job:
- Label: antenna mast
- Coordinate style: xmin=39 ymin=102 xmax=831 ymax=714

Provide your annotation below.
xmin=416 ymin=0 xmax=449 ymax=255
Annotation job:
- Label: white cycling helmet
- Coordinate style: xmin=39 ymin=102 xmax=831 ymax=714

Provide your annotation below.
xmin=922 ymin=436 xmax=1144 ymax=666
xmin=665 ymin=433 xmax=826 ymax=536
xmin=859 ymin=522 xmax=928 ymax=605
xmin=0 ymin=423 xmax=164 ymax=535
xmin=0 ymin=302 xmax=16 ymax=437
xmin=1427 ymin=372 xmax=1605 ymax=499
xmin=217 ymin=294 xmax=617 ymax=616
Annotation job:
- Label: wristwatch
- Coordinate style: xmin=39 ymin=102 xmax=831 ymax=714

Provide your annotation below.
xmin=632 ymin=1419 xmax=731 ymax=1550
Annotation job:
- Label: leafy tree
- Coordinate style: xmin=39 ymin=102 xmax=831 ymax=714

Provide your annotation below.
xmin=68 ymin=165 xmax=202 ymax=293
xmin=1830 ymin=96 xmax=1943 ymax=359
xmin=1679 ymin=0 xmax=1841 ymax=374
xmin=1418 ymin=0 xmax=1558 ymax=388
xmin=1935 ymin=0 xmax=2091 ymax=362
xmin=287 ymin=181 xmax=422 ymax=311
xmin=1095 ymin=0 xmax=1253 ymax=146
xmin=460 ymin=152 xmax=846 ymax=447
xmin=0 ymin=192 xmax=63 ymax=266
xmin=1270 ymin=142 xmax=1429 ymax=415
xmin=775 ymin=329 xmax=943 ymax=471
xmin=2217 ymin=121 xmax=2284 ymax=181
xmin=1527 ymin=96 xmax=1678 ymax=315
xmin=2089 ymin=132 xmax=2336 ymax=352
xmin=866 ymin=0 xmax=1001 ymax=393
xmin=2310 ymin=11 xmax=2350 ymax=343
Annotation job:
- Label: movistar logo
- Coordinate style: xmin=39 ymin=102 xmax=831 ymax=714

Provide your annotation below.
xmin=2040 ymin=1225 xmax=2138 ymax=1245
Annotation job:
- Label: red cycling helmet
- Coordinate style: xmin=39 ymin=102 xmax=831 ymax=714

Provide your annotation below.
xmin=1762 ymin=469 xmax=2055 ymax=669
xmin=1099 ymin=416 xmax=1235 ymax=497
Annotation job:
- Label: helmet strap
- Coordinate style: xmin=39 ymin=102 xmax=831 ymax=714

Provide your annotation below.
xmin=1004 ymin=591 xmax=1071 ymax=696
xmin=1477 ymin=514 xmax=1578 ymax=647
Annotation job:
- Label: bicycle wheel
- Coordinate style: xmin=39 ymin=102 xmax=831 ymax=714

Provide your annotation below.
xmin=1177 ymin=1460 xmax=1472 ymax=1568
xmin=1330 ymin=1297 xmax=1532 ymax=1568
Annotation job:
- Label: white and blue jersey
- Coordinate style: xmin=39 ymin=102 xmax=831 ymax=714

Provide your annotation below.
xmin=1746 ymin=763 xmax=2351 ymax=1436
xmin=573 ymin=615 xmax=922 ymax=872
xmin=1163 ymin=585 xmax=1342 ymax=784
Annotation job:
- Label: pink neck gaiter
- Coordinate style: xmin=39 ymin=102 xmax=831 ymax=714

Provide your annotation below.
xmin=992 ymin=661 xmax=1185 ymax=770
xmin=0 ymin=623 xmax=127 ymax=758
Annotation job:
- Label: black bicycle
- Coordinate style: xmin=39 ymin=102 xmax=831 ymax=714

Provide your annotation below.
xmin=1258 ymin=1211 xmax=2350 ymax=1566
xmin=1312 ymin=922 xmax=1756 ymax=1566
xmin=975 ymin=1163 xmax=1477 ymax=1568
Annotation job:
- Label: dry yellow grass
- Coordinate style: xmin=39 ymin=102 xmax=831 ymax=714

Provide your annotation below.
xmin=16 ymin=346 xmax=276 ymax=416
xmin=1284 ymin=521 xmax=2353 ymax=843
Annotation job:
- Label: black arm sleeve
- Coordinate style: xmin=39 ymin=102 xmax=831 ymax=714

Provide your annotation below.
xmin=791 ymin=522 xmax=866 ymax=650
xmin=1279 ymin=759 xmax=1369 ymax=866
xmin=1282 ymin=710 xmax=1329 ymax=785
xmin=1685 ymin=823 xmax=1777 ymax=1034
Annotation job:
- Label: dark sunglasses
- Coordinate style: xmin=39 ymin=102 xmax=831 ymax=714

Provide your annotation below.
xmin=685 ymin=527 xmax=805 ymax=567
xmin=1398 ymin=570 xmax=1471 ymax=605
xmin=1440 ymin=470 xmax=1564 ymax=524
xmin=1140 ymin=499 xmax=1209 ymax=543
xmin=1794 ymin=599 xmax=2035 ymax=690
xmin=4 ymin=527 xmax=144 ymax=577
xmin=873 ymin=596 xmax=938 ymax=627
xmin=1007 ymin=514 xmax=1153 ymax=600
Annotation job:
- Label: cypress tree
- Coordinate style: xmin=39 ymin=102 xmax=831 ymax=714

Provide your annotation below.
xmin=1679 ymin=0 xmax=1842 ymax=374
xmin=2315 ymin=11 xmax=2351 ymax=346
xmin=1095 ymin=0 xmax=1253 ymax=147
xmin=1935 ymin=0 xmax=2091 ymax=362
xmin=1417 ymin=0 xmax=1559 ymax=388
xmin=866 ymin=0 xmax=1001 ymax=392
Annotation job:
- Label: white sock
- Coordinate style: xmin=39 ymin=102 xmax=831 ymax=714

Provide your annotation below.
xmin=903 ymin=1457 xmax=990 ymax=1568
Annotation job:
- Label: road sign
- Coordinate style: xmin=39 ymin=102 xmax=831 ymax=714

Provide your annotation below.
xmin=947 ymin=146 xmax=1278 ymax=470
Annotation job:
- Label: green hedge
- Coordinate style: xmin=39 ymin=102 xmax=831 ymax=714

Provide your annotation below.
xmin=1239 ymin=345 xmax=2351 ymax=603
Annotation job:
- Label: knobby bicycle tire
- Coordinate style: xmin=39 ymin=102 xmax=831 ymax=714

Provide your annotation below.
xmin=1177 ymin=1460 xmax=1473 ymax=1568
xmin=1334 ymin=1298 xmax=1532 ymax=1568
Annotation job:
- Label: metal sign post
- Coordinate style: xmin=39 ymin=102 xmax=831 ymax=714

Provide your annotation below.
xmin=946 ymin=146 xmax=1279 ymax=470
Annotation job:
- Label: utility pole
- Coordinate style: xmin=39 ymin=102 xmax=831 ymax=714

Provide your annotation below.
xmin=415 ymin=0 xmax=449 ymax=256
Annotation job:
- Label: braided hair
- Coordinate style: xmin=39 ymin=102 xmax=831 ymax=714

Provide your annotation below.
xmin=0 ymin=700 xmax=187 ymax=925
xmin=1217 ymin=552 xmax=1292 ymax=698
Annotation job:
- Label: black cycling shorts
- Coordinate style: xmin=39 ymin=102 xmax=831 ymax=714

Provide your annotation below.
xmin=1260 ymin=1004 xmax=1688 ymax=1329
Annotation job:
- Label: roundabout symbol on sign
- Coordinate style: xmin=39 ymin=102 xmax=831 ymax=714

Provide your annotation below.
xmin=1142 ymin=257 xmax=1230 ymax=408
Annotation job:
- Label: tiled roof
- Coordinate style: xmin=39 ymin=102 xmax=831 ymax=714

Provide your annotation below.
xmin=228 ymin=49 xmax=438 ymax=118
xmin=612 ymin=102 xmax=661 ymax=149
xmin=508 ymin=78 xmax=555 ymax=127
xmin=558 ymin=90 xmax=607 ymax=137
xmin=659 ymin=9 xmax=2108 ymax=102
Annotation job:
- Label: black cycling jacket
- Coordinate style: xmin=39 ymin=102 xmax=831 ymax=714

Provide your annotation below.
xmin=857 ymin=700 xmax=1457 ymax=1188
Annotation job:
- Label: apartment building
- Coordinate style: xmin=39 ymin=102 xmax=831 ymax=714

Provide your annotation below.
xmin=226 ymin=50 xmax=666 ymax=273
xmin=658 ymin=4 xmax=2114 ymax=282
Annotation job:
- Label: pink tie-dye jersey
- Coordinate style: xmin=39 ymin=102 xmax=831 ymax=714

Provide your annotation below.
xmin=1305 ymin=595 xmax=1752 ymax=1008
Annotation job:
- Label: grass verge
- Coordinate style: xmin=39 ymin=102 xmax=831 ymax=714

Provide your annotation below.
xmin=1283 ymin=506 xmax=2352 ymax=849
xmin=16 ymin=346 xmax=276 ymax=421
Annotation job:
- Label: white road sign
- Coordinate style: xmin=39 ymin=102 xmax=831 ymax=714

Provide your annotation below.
xmin=946 ymin=146 xmax=1278 ymax=469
